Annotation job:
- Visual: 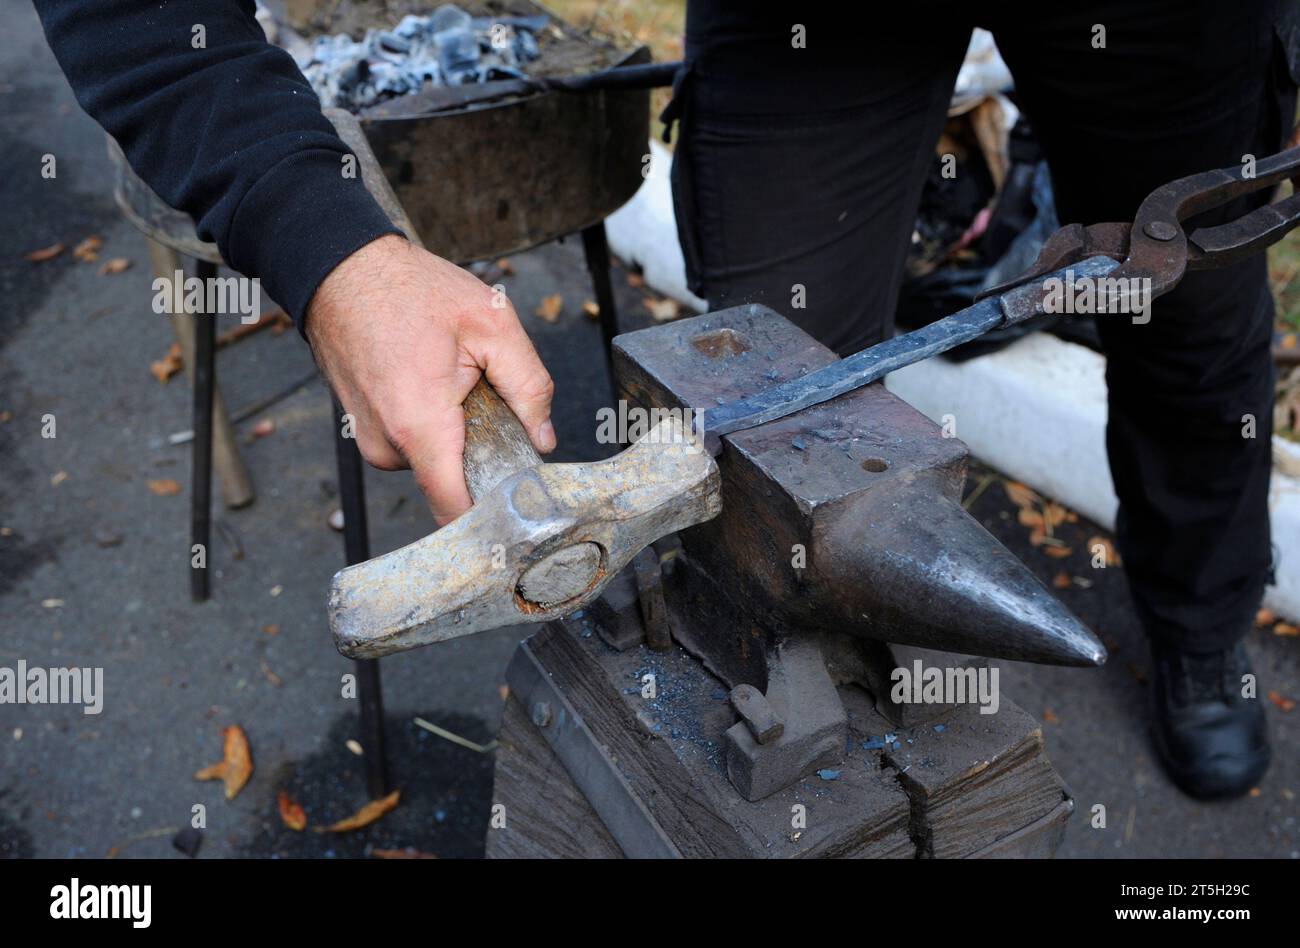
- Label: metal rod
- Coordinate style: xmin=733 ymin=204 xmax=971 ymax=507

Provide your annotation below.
xmin=581 ymin=221 xmax=620 ymax=402
xmin=701 ymin=257 xmax=1122 ymax=452
xmin=332 ymin=399 xmax=390 ymax=799
xmin=189 ymin=259 xmax=217 ymax=603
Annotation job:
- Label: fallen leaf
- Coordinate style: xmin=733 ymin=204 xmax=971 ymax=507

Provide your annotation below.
xmin=262 ymin=624 xmax=279 ymax=636
xmin=1042 ymin=501 xmax=1069 ymax=529
xmin=42 ymin=598 xmax=64 ymax=609
xmin=1255 ymin=607 xmax=1276 ymax=626
xmin=371 ymin=847 xmax=437 ymax=859
xmin=497 ymin=684 xmax=509 ymax=702
xmin=345 ymin=739 xmax=363 ymax=756
xmin=534 ymin=294 xmax=563 ymax=323
xmin=1017 ymin=507 xmax=1044 ymax=529
xmin=1042 ymin=708 xmax=1059 ymax=724
xmin=645 ymin=297 xmax=679 ymax=322
xmin=72 ymin=235 xmax=102 ymax=262
xmin=194 ymin=725 xmax=253 ymax=800
xmin=1087 ymin=535 xmax=1121 ymax=567
xmin=260 ymin=661 xmax=282 ymax=688
xmin=625 ymin=272 xmax=645 ymax=288
xmin=25 ymin=242 xmax=65 ymax=262
xmin=98 ymin=257 xmax=131 ymax=275
xmin=50 ymin=471 xmax=68 ymax=487
xmin=317 ymin=789 xmax=400 ymax=833
xmin=1273 ymin=621 xmax=1299 ymax=637
xmin=1268 ymin=690 xmax=1295 ymax=712
xmin=277 ymin=791 xmax=306 ymax=831
xmin=1042 ymin=545 xmax=1072 ymax=559
xmin=147 ymin=479 xmax=181 ymax=496
xmin=215 ymin=310 xmax=291 ymax=348
xmin=251 ymin=418 xmax=275 ymax=438
xmin=150 ymin=343 xmax=184 ymax=383
xmin=1052 ymin=572 xmax=1071 ymax=590
xmin=581 ymin=299 xmax=600 ymax=319
xmin=1003 ymin=480 xmax=1040 ymax=509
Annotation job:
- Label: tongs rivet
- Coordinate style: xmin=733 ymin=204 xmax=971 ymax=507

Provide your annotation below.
xmin=1143 ymin=220 xmax=1178 ymax=242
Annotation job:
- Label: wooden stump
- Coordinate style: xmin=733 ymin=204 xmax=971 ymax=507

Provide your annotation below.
xmin=486 ymin=619 xmax=1072 ymax=859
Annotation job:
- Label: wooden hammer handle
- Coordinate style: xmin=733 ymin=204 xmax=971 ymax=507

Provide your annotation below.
xmin=323 ymin=108 xmax=541 ymax=500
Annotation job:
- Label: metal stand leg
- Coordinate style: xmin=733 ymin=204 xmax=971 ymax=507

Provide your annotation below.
xmin=190 ymin=260 xmax=217 ymax=603
xmin=581 ymin=221 xmax=620 ymax=398
xmin=147 ymin=238 xmax=255 ymax=510
xmin=333 ymin=400 xmax=390 ymax=799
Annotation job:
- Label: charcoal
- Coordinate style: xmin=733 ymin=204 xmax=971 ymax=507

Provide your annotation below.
xmin=300 ymin=3 xmax=547 ymax=111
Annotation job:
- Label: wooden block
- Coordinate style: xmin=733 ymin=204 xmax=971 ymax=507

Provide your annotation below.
xmin=881 ymin=702 xmax=1072 ymax=859
xmin=485 ymin=695 xmax=621 ymax=859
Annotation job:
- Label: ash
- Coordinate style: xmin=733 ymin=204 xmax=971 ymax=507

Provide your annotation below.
xmin=298 ymin=4 xmax=546 ymax=111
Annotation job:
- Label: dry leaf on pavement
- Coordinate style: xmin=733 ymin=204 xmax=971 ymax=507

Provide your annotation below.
xmin=25 ymin=242 xmax=65 ymax=262
xmin=645 ymin=297 xmax=679 ymax=322
xmin=581 ymin=299 xmax=600 ymax=319
xmin=194 ymin=725 xmax=253 ymax=800
xmin=1002 ymin=480 xmax=1040 ymax=509
xmin=371 ymin=847 xmax=437 ymax=859
xmin=1268 ymin=690 xmax=1295 ymax=712
xmin=72 ymin=235 xmax=102 ymax=262
xmin=150 ymin=343 xmax=183 ymax=383
xmin=277 ymin=791 xmax=306 ymax=831
xmin=99 ymin=258 xmax=131 ymax=275
xmin=534 ymin=294 xmax=562 ymax=323
xmin=317 ymin=790 xmax=401 ymax=833
xmin=1273 ymin=622 xmax=1299 ymax=637
xmin=1087 ymin=535 xmax=1121 ymax=566
xmin=147 ymin=479 xmax=181 ymax=496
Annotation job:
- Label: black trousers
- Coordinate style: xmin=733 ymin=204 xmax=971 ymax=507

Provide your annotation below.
xmin=670 ymin=1 xmax=1298 ymax=652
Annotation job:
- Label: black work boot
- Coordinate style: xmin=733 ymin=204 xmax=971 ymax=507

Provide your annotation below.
xmin=1149 ymin=641 xmax=1270 ymax=800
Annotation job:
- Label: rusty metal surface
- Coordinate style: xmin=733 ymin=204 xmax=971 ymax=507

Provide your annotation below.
xmin=360 ymin=59 xmax=649 ymax=263
xmin=303 ymin=0 xmax=654 ymax=263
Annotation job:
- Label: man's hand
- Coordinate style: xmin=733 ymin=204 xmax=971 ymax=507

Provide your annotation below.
xmin=305 ymin=234 xmax=556 ymax=525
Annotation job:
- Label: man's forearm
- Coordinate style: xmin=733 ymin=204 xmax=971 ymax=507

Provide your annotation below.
xmin=31 ymin=0 xmax=400 ymax=321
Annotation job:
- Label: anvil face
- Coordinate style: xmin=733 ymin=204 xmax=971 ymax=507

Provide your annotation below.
xmin=613 ymin=304 xmax=1104 ymax=668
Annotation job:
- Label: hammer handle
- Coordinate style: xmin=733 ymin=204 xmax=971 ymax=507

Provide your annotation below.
xmin=323 ymin=108 xmax=541 ymax=500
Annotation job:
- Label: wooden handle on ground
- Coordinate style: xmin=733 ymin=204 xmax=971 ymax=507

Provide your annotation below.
xmin=323 ymin=108 xmax=541 ymax=499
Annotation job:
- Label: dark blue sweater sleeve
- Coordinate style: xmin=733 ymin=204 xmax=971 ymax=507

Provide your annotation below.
xmin=31 ymin=0 xmax=403 ymax=323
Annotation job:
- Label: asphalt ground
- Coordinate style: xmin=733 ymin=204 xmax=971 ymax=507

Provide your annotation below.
xmin=1 ymin=0 xmax=1295 ymax=859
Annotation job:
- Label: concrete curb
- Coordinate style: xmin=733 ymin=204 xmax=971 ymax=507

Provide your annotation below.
xmin=605 ymin=141 xmax=1300 ymax=620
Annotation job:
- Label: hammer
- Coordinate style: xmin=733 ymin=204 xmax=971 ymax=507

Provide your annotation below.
xmin=321 ymin=109 xmax=721 ymax=659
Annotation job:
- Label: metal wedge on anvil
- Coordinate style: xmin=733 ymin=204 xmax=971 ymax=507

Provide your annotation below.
xmin=319 ymin=107 xmax=720 ymax=659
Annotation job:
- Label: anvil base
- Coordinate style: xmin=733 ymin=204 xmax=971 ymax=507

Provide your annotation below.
xmin=485 ymin=615 xmax=1073 ymax=859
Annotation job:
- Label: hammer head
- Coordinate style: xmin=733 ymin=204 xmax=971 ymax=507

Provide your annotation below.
xmin=330 ymin=417 xmax=720 ymax=658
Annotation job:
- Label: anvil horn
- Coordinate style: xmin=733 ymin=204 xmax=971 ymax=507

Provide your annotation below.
xmin=818 ymin=478 xmax=1106 ymax=667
